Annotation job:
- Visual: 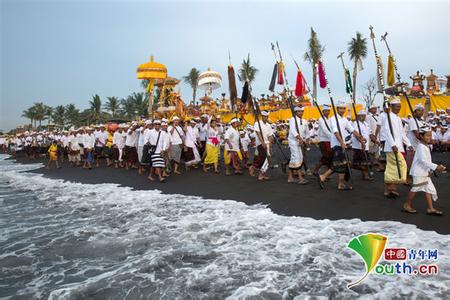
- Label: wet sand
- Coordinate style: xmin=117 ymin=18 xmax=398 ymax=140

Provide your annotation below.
xmin=11 ymin=148 xmax=450 ymax=234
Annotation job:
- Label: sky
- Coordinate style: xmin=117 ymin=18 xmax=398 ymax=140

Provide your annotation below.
xmin=1 ymin=0 xmax=449 ymax=131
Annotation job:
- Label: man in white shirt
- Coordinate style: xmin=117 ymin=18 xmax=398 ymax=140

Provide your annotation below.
xmin=124 ymin=123 xmax=139 ymax=170
xmin=320 ymin=101 xmax=365 ymax=190
xmin=382 ymin=98 xmax=413 ymax=197
xmin=146 ymin=120 xmax=169 ymax=182
xmin=436 ymin=125 xmax=449 ymax=152
xmin=249 ymin=111 xmax=273 ymax=180
xmin=224 ymin=118 xmax=243 ymax=176
xmin=94 ymin=125 xmax=109 ymax=167
xmin=184 ymin=119 xmax=201 ymax=169
xmin=351 ymin=110 xmax=375 ymax=181
xmin=287 ymin=106 xmax=309 ymax=184
xmin=313 ymin=104 xmax=332 ymax=177
xmin=197 ymin=114 xmax=209 ymax=157
xmin=82 ymin=127 xmax=96 ymax=169
xmin=112 ymin=125 xmax=126 ymax=168
xmin=137 ymin=120 xmax=152 ymax=174
xmin=167 ymin=116 xmax=184 ymax=174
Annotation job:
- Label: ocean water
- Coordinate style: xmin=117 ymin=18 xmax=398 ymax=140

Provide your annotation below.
xmin=0 ymin=155 xmax=449 ymax=299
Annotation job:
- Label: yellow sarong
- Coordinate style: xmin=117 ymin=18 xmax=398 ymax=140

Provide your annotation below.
xmin=48 ymin=144 xmax=58 ymax=161
xmin=224 ymin=149 xmax=242 ymax=165
xmin=384 ymin=152 xmax=407 ymax=184
xmin=204 ymin=143 xmax=219 ymax=165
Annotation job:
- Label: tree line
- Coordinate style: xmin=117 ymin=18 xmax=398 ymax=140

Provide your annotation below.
xmin=21 ymin=93 xmax=150 ymax=129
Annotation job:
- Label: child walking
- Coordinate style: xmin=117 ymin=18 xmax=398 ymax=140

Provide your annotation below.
xmin=47 ymin=140 xmax=61 ymax=169
xmin=403 ymin=126 xmax=446 ymax=216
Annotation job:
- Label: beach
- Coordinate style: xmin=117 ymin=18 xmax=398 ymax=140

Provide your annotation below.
xmin=1 ymin=153 xmax=449 ymax=299
xmin=11 ymin=147 xmax=450 ymax=234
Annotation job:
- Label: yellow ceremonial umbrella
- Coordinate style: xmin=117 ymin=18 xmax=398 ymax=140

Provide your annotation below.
xmin=136 ymin=55 xmax=167 ymax=116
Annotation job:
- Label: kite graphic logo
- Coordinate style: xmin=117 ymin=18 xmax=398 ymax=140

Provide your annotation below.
xmin=347 ymin=233 xmax=388 ymax=288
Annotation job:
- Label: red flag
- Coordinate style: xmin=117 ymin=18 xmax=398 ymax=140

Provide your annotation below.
xmin=277 ymin=62 xmax=284 ymax=85
xmin=318 ymin=60 xmax=327 ymax=89
xmin=295 ymin=70 xmax=306 ymax=97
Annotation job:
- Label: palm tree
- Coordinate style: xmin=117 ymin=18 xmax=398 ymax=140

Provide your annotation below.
xmin=104 ymin=96 xmax=120 ymax=117
xmin=131 ymin=92 xmax=148 ymax=118
xmin=33 ymin=102 xmax=48 ymax=127
xmin=65 ymin=104 xmax=80 ymax=127
xmin=44 ymin=106 xmax=53 ymax=125
xmin=348 ymin=32 xmax=368 ymax=103
xmin=22 ymin=107 xmax=36 ymax=128
xmin=238 ymin=54 xmax=258 ymax=85
xmin=183 ymin=68 xmax=200 ymax=105
xmin=52 ymin=105 xmax=66 ymax=127
xmin=89 ymin=94 xmax=102 ymax=124
xmin=304 ymin=28 xmax=325 ymax=101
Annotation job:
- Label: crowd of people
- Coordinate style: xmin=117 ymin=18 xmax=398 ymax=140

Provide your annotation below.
xmin=1 ymin=99 xmax=449 ymax=215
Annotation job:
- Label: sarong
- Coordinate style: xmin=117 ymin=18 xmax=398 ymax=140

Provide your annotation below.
xmin=102 ymin=146 xmax=112 ymax=158
xmin=204 ymin=143 xmax=219 ymax=165
xmin=184 ymin=146 xmax=201 ymax=166
xmin=411 ymin=176 xmax=437 ymax=201
xmin=49 ymin=151 xmax=57 ymax=161
xmin=319 ymin=141 xmax=332 ymax=167
xmin=288 ymin=141 xmax=303 ymax=170
xmin=224 ymin=149 xmax=242 ymax=169
xmin=352 ymin=149 xmax=368 ymax=168
xmin=151 ymin=153 xmax=165 ymax=168
xmin=112 ymin=147 xmax=120 ymax=161
xmin=170 ymin=144 xmax=182 ymax=163
xmin=331 ymin=146 xmax=348 ymax=174
xmin=95 ymin=146 xmax=103 ymax=158
xmin=86 ymin=149 xmax=94 ymax=163
xmin=137 ymin=145 xmax=144 ymax=163
xmin=384 ymin=151 xmax=407 ymax=184
xmin=252 ymin=145 xmax=267 ymax=170
xmin=140 ymin=145 xmax=151 ymax=165
xmin=124 ymin=146 xmax=138 ymax=164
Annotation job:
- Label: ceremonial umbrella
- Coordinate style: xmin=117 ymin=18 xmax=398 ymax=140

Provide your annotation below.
xmin=198 ymin=68 xmax=222 ymax=97
xmin=136 ymin=56 xmax=167 ymax=116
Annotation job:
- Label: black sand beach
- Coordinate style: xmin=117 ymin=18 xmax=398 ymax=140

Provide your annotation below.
xmin=11 ymin=148 xmax=450 ymax=234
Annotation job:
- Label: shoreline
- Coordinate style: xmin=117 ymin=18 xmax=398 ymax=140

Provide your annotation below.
xmin=7 ymin=150 xmax=450 ymax=235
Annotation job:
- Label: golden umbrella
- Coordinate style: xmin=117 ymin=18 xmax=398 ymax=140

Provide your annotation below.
xmin=136 ymin=55 xmax=167 ymax=116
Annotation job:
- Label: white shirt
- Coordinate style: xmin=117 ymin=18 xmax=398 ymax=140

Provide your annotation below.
xmin=113 ymin=131 xmax=126 ymax=149
xmin=253 ymin=121 xmax=273 ymax=147
xmin=410 ymin=143 xmax=437 ymax=176
xmin=224 ymin=126 xmax=240 ymax=151
xmin=197 ymin=123 xmax=208 ymax=142
xmin=367 ymin=113 xmax=378 ymax=137
xmin=330 ymin=115 xmax=355 ymax=148
xmin=125 ymin=129 xmax=138 ymax=147
xmin=147 ymin=129 xmax=169 ymax=153
xmin=95 ymin=130 xmax=109 ymax=147
xmin=317 ymin=116 xmax=331 ymax=142
xmin=83 ymin=133 xmax=96 ymax=149
xmin=382 ymin=112 xmax=411 ymax=153
xmin=288 ymin=116 xmax=309 ymax=144
xmin=185 ymin=126 xmax=199 ymax=148
xmin=352 ymin=120 xmax=371 ymax=151
xmin=436 ymin=131 xmax=449 ymax=142
xmin=240 ymin=134 xmax=251 ymax=152
xmin=377 ymin=112 xmax=388 ymax=142
xmin=168 ymin=125 xmax=184 ymax=145
xmin=206 ymin=126 xmax=220 ymax=146
xmin=407 ymin=118 xmax=425 ymax=150
xmin=68 ymin=134 xmax=80 ymax=151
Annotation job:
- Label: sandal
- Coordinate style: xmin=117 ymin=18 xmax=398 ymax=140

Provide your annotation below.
xmin=402 ymin=206 xmax=417 ymax=214
xmin=298 ymin=179 xmax=309 ymax=185
xmin=426 ymin=210 xmax=443 ymax=216
xmin=315 ymin=174 xmax=324 ymax=189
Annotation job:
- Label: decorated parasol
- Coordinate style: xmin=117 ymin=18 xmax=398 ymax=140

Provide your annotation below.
xmin=198 ymin=68 xmax=222 ymax=97
xmin=136 ymin=55 xmax=167 ymax=116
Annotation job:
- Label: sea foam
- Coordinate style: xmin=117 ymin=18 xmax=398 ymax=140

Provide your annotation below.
xmin=0 ymin=155 xmax=448 ymax=299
